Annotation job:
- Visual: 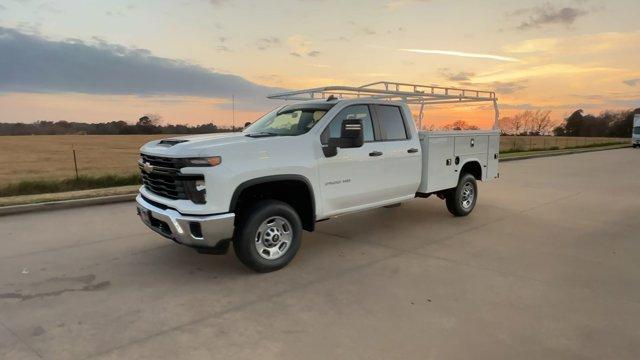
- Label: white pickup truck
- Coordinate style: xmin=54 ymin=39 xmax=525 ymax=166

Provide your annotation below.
xmin=136 ymin=82 xmax=500 ymax=272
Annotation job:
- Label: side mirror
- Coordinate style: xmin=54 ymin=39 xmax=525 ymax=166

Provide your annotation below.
xmin=338 ymin=118 xmax=364 ymax=148
xmin=244 ymin=122 xmax=252 ymax=129
xmin=323 ymin=119 xmax=364 ymax=157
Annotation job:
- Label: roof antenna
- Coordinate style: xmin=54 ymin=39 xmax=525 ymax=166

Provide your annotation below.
xmin=326 ymin=94 xmax=337 ymax=101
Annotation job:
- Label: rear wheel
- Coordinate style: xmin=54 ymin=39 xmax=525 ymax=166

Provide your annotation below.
xmin=233 ymin=199 xmax=302 ymax=272
xmin=445 ymin=173 xmax=477 ymax=217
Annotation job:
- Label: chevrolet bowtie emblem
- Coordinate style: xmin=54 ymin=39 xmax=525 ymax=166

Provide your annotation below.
xmin=142 ymin=162 xmax=154 ymax=173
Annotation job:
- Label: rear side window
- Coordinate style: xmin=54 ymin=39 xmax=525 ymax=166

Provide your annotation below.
xmin=375 ymin=105 xmax=407 ymax=140
xmin=321 ymin=105 xmax=375 ymax=144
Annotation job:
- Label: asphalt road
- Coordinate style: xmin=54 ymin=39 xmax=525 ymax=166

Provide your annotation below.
xmin=1 ymin=148 xmax=639 ymax=359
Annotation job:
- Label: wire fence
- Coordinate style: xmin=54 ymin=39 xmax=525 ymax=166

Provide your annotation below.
xmin=0 ymin=134 xmax=632 ymax=186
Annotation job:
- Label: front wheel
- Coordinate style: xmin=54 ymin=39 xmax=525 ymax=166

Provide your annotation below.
xmin=445 ymin=173 xmax=477 ymax=217
xmin=233 ymin=199 xmax=302 ymax=273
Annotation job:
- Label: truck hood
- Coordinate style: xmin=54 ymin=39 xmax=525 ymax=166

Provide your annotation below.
xmin=140 ymin=132 xmax=257 ymax=157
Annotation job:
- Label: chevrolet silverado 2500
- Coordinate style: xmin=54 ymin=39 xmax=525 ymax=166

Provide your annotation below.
xmin=136 ymin=82 xmax=500 ymax=272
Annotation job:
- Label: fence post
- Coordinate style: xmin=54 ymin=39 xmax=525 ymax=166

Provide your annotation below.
xmin=73 ymin=149 xmax=79 ymax=180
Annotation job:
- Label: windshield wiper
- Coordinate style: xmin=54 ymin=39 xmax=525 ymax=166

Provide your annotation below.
xmin=245 ymin=131 xmax=280 ymax=138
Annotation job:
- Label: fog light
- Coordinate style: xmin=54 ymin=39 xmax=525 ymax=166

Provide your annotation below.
xmin=190 ymin=222 xmax=203 ymax=239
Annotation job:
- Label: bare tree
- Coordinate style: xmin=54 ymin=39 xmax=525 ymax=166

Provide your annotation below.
xmin=442 ymin=120 xmax=479 ymax=131
xmin=137 ymin=114 xmax=162 ymax=127
xmin=529 ymin=110 xmax=553 ymax=135
xmin=500 ymin=110 xmax=554 ymax=135
xmin=499 ymin=115 xmax=524 ymax=135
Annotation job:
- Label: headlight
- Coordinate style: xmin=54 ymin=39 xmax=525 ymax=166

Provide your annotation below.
xmin=181 ymin=157 xmax=219 ymax=204
xmin=195 ymin=179 xmax=206 ymax=192
xmin=185 ymin=156 xmax=222 ymax=167
xmin=185 ymin=178 xmax=207 ymax=204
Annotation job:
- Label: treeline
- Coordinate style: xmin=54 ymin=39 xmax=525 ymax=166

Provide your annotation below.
xmin=3 ymin=108 xmax=638 ymax=137
xmin=0 ymin=120 xmax=237 ymax=136
xmin=500 ymin=108 xmax=637 ymax=137
xmin=553 ymin=109 xmax=638 ymax=138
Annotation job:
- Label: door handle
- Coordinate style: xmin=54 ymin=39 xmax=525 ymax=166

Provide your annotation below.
xmin=407 ymin=148 xmax=419 ymax=153
xmin=369 ymin=151 xmax=383 ymax=157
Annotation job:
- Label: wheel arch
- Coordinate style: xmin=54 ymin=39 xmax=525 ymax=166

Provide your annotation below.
xmin=460 ymin=160 xmax=483 ymax=181
xmin=230 ymin=175 xmax=316 ymax=232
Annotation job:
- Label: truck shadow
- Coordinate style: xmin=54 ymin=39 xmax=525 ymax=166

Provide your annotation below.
xmin=144 ymin=197 xmax=504 ymax=278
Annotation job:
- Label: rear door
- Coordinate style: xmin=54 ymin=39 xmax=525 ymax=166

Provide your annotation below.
xmin=369 ymin=104 xmax=422 ymax=200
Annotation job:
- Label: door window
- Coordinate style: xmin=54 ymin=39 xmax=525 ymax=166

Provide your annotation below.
xmin=321 ymin=105 xmax=375 ymax=144
xmin=375 ymin=105 xmax=408 ymax=140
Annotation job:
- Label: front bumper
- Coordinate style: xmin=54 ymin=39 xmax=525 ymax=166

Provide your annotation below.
xmin=136 ymin=195 xmax=235 ymax=249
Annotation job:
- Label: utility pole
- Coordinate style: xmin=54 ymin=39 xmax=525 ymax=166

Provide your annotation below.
xmin=232 ymin=94 xmax=235 ymax=132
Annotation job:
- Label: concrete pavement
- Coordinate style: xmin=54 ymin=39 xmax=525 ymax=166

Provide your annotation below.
xmin=1 ymin=148 xmax=639 ymax=359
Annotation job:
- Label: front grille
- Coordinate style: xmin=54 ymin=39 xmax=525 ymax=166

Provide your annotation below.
xmin=141 ymin=153 xmax=183 ymax=169
xmin=139 ymin=154 xmax=203 ymax=201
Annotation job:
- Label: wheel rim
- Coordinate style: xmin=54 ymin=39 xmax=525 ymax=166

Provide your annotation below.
xmin=255 ymin=216 xmax=293 ymax=260
xmin=460 ymin=182 xmax=475 ymax=209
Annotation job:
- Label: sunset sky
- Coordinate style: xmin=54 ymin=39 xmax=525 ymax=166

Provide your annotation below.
xmin=0 ymin=0 xmax=639 ymax=129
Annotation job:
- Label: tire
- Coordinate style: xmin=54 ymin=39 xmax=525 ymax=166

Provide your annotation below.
xmin=233 ymin=199 xmax=302 ymax=273
xmin=445 ymin=173 xmax=477 ymax=217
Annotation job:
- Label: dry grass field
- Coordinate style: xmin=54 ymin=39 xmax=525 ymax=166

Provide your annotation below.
xmin=0 ymin=134 xmax=631 ymax=185
xmin=0 ymin=135 xmax=167 ymax=185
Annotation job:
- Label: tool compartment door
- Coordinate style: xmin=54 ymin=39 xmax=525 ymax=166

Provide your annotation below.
xmin=418 ymin=134 xmax=457 ymax=193
xmin=454 ymin=135 xmax=488 ymax=156
xmin=486 ymin=134 xmax=499 ymax=180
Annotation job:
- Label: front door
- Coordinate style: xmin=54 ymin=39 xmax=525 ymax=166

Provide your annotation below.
xmin=317 ymin=104 xmax=388 ymax=215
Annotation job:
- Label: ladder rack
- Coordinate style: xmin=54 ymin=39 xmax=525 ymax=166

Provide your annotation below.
xmin=267 ymin=81 xmax=500 ymax=130
xmin=268 ymin=81 xmax=496 ymax=103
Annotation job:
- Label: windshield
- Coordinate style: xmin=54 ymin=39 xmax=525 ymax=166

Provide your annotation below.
xmin=245 ymin=104 xmax=334 ymax=136
xmin=634 ymin=126 xmax=640 ymax=135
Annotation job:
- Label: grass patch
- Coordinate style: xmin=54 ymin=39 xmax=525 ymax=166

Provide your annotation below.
xmin=564 ymin=141 xmax=627 ymax=150
xmin=0 ymin=173 xmax=141 ymax=197
xmin=500 ymin=143 xmax=629 ymax=159
xmin=501 ymin=141 xmax=627 ymax=154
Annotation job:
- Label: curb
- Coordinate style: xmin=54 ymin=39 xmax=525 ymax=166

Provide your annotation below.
xmin=0 ymin=144 xmax=632 ymax=217
xmin=500 ymin=144 xmax=631 ymax=162
xmin=0 ymin=193 xmax=137 ymax=217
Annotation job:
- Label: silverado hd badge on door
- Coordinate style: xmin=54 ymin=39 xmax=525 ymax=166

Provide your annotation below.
xmin=325 ymin=179 xmax=351 ymax=186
